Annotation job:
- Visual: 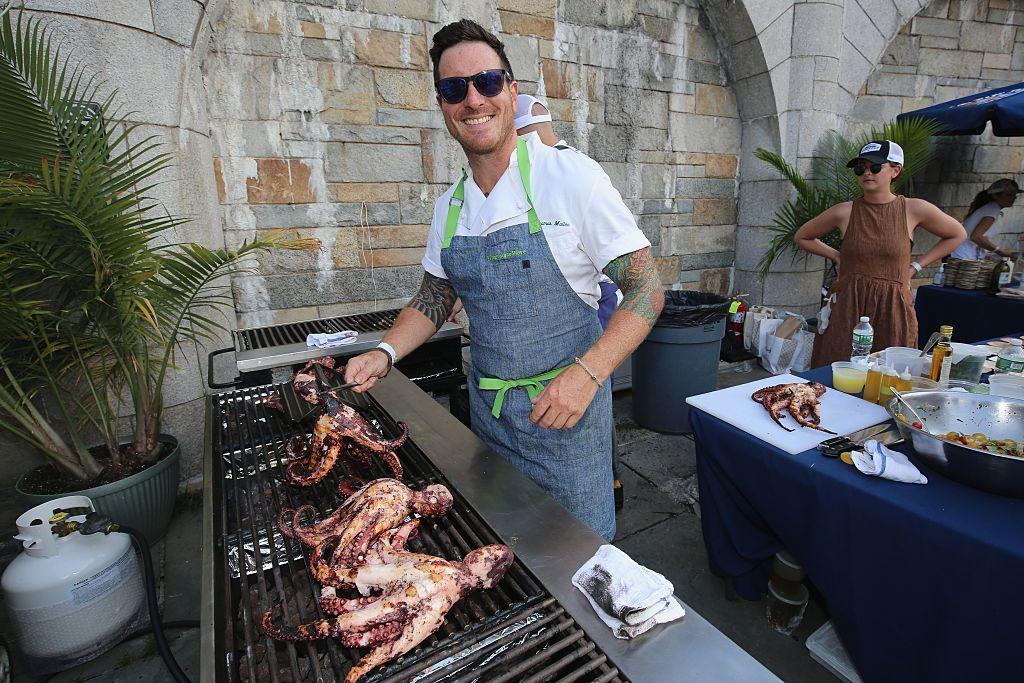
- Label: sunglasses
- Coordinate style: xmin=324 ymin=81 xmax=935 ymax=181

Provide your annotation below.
xmin=853 ymin=161 xmax=886 ymax=176
xmin=436 ymin=69 xmax=510 ymax=104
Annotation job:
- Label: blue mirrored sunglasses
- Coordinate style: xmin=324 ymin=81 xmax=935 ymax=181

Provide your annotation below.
xmin=435 ymin=69 xmax=509 ymax=104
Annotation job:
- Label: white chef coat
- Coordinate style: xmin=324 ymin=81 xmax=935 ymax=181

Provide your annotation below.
xmin=422 ymin=132 xmax=650 ymax=309
xmin=951 ymin=201 xmax=1002 ymax=260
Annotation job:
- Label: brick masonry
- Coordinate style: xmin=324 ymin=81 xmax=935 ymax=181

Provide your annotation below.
xmin=205 ymin=0 xmax=742 ymax=326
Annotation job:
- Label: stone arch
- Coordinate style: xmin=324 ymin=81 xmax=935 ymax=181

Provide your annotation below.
xmin=701 ymin=0 xmax=801 ymax=311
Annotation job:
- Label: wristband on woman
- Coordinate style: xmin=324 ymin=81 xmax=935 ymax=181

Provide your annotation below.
xmin=910 ymin=261 xmax=922 ymax=273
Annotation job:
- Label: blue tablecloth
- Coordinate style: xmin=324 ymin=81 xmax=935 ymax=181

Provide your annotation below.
xmin=691 ymin=366 xmax=1024 ymax=682
xmin=915 ymin=284 xmax=1024 ymax=347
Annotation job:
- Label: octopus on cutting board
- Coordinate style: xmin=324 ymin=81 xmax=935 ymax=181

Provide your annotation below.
xmin=751 ymin=381 xmax=836 ymax=434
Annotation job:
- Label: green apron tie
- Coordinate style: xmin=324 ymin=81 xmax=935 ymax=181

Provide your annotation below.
xmin=442 ymin=137 xmax=541 ymax=249
xmin=477 ymin=364 xmax=570 ymax=419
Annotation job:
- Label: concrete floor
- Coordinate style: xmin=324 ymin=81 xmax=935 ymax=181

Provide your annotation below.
xmin=5 ymin=364 xmax=846 ymax=682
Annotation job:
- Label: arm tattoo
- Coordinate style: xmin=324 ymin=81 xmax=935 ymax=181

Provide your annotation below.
xmin=603 ymin=248 xmax=662 ymax=326
xmin=409 ymin=272 xmax=457 ymax=330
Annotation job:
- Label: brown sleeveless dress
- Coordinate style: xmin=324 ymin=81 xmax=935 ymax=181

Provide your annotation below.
xmin=811 ymin=195 xmax=918 ymax=367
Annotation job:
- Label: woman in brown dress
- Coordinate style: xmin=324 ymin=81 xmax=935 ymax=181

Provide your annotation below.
xmin=796 ymin=140 xmax=966 ymax=367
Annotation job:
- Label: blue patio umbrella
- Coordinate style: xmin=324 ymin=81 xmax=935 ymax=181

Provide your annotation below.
xmin=897 ymin=82 xmax=1024 ymax=136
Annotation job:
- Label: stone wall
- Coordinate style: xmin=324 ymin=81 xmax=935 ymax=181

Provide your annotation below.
xmin=849 ymin=0 xmax=1024 ymax=275
xmin=206 ymin=0 xmax=744 ymax=329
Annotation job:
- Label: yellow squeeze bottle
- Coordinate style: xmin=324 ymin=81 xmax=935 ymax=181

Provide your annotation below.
xmin=878 ymin=366 xmax=898 ymax=404
xmin=863 ymin=361 xmax=883 ymax=403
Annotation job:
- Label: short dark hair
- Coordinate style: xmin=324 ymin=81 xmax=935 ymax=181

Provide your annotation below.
xmin=429 ymin=19 xmax=514 ymax=84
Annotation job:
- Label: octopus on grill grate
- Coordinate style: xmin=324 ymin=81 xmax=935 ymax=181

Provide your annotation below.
xmin=274 ymin=356 xmax=410 ymax=485
xmin=751 ymin=381 xmax=836 ymax=433
xmin=261 ymin=544 xmax=514 ymax=683
xmin=278 ymin=478 xmax=452 ymax=553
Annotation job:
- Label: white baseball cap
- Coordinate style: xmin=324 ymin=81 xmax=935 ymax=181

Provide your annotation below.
xmin=846 ymin=140 xmax=904 ymax=167
xmin=514 ymin=94 xmax=552 ymax=130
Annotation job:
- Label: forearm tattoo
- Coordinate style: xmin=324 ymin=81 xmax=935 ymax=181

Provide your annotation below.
xmin=409 ymin=272 xmax=457 ymax=330
xmin=603 ymin=248 xmax=662 ymax=326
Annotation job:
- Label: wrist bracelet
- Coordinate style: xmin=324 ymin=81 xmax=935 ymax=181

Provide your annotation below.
xmin=910 ymin=261 xmax=922 ymax=273
xmin=374 ymin=343 xmax=395 ymax=374
xmin=573 ymin=356 xmax=602 ymax=387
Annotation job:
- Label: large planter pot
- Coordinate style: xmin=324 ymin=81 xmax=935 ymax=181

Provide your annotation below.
xmin=15 ymin=435 xmax=180 ymax=543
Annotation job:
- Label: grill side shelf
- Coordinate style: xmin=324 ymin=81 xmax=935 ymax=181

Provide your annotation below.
xmin=207 ymin=383 xmax=626 ymax=683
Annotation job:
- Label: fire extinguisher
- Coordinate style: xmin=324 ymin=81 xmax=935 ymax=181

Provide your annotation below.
xmin=727 ymin=292 xmax=747 ymax=346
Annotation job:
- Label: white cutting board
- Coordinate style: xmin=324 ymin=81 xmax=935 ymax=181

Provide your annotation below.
xmin=686 ymin=373 xmax=891 ymax=455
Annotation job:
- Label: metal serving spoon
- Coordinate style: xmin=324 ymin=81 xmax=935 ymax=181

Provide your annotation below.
xmin=890 ymin=387 xmax=930 ymax=433
xmin=919 ymin=331 xmax=941 ymax=357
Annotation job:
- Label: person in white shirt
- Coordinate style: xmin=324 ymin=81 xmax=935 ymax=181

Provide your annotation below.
xmin=345 ymin=19 xmax=663 ymax=541
xmin=950 ymin=178 xmax=1020 ymax=260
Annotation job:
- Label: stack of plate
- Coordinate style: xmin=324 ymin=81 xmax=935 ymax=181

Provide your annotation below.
xmin=942 ymin=258 xmax=995 ymax=290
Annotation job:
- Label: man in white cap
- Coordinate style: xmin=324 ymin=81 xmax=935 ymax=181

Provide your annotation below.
xmin=514 ymin=93 xmax=559 ymax=146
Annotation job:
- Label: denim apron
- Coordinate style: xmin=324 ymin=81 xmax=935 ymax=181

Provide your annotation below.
xmin=439 ymin=138 xmax=615 ymax=541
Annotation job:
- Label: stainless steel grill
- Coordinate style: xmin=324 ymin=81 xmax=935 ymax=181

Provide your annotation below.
xmin=206 ymin=383 xmax=627 ymax=683
xmin=234 ymin=311 xmax=401 ymax=352
xmin=227 ymin=309 xmax=463 ymax=375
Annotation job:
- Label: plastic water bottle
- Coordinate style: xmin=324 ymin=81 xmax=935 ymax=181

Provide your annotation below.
xmin=932 ymin=263 xmax=944 ymax=286
xmin=850 ymin=316 xmax=873 ymax=362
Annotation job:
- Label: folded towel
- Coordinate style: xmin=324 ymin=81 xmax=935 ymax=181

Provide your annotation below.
xmin=595 ymin=594 xmax=686 ymax=639
xmin=306 ymin=331 xmax=358 ymax=348
xmin=572 ymin=544 xmax=684 ymax=639
xmin=852 ymin=439 xmax=928 ymax=484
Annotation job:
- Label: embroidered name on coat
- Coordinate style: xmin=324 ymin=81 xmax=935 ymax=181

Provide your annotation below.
xmin=486 ymin=249 xmax=527 ymax=261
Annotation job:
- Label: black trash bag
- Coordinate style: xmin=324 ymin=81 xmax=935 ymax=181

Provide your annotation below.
xmin=656 ymin=291 xmax=730 ymax=327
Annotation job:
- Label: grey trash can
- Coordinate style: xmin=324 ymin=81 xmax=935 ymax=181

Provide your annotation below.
xmin=632 ymin=292 xmax=728 ymax=434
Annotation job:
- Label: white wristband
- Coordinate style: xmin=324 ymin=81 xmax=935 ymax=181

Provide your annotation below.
xmin=910 ymin=261 xmax=922 ymax=273
xmin=376 ymin=342 xmax=397 ymax=365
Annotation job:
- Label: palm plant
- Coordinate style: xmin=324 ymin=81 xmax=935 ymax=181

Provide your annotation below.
xmin=0 ymin=9 xmax=315 ymax=481
xmin=754 ymin=117 xmax=945 ymax=280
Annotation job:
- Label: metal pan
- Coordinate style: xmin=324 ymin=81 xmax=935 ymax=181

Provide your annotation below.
xmin=886 ymin=391 xmax=1024 ymax=498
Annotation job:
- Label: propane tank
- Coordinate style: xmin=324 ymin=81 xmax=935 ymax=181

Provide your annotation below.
xmin=1 ymin=496 xmax=146 ymax=674
xmin=727 ymin=292 xmax=748 ymax=346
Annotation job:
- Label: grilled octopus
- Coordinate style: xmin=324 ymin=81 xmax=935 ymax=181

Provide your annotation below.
xmin=283 ymin=405 xmax=409 ymax=485
xmin=752 ymin=381 xmax=835 ymax=434
xmin=261 ymin=544 xmax=514 ymax=683
xmin=278 ymin=478 xmax=453 ymax=555
xmin=276 ymin=356 xmax=409 ymax=485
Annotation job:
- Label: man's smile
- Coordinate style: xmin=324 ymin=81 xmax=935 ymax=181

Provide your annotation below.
xmin=463 ymin=114 xmax=494 ymax=125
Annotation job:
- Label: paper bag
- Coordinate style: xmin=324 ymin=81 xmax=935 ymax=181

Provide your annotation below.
xmin=758 ymin=315 xmax=809 ymax=374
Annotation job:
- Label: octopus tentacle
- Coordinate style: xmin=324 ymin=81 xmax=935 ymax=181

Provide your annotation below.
xmin=338 ymin=476 xmax=367 ymax=499
xmin=319 ymin=593 xmax=378 ymax=616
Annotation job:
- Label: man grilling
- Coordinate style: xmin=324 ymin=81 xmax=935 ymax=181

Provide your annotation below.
xmin=344 ymin=19 xmax=663 ymax=542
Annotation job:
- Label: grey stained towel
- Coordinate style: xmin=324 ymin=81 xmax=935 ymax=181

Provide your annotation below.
xmin=572 ymin=545 xmax=684 ymax=639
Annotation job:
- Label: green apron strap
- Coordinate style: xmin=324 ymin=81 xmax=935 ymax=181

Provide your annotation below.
xmin=478 ymin=364 xmax=570 ymax=419
xmin=516 ymin=137 xmax=542 ymax=235
xmin=443 ymin=140 xmax=539 ymax=250
xmin=442 ymin=169 xmax=467 ymax=249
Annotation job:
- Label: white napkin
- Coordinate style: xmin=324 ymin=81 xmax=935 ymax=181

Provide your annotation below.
xmin=306 ymin=331 xmax=358 ymax=348
xmin=852 ymin=439 xmax=928 ymax=484
xmin=572 ymin=544 xmax=685 ymax=639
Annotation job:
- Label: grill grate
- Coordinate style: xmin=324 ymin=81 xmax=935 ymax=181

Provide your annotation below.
xmin=211 ymin=384 xmax=627 ymax=683
xmin=234 ymin=311 xmax=401 ymax=352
